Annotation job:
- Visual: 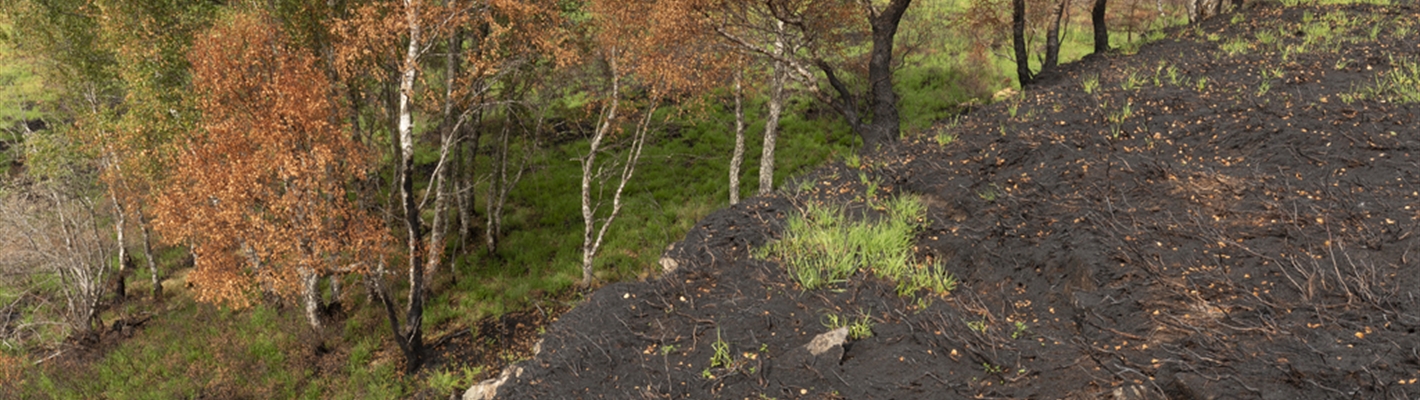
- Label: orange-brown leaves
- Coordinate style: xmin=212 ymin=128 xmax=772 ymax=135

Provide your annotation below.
xmin=590 ymin=0 xmax=733 ymax=102
xmin=157 ymin=9 xmax=386 ymax=307
xmin=331 ymin=0 xmax=573 ymax=104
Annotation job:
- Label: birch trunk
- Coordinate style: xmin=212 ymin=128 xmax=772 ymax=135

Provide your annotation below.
xmin=135 ymin=210 xmax=160 ymax=299
xmin=729 ymin=70 xmax=746 ymax=205
xmin=390 ymin=0 xmax=426 ymax=371
xmin=300 ymin=266 xmax=321 ymax=328
xmin=759 ymin=21 xmax=786 ymax=196
xmin=109 ymin=190 xmax=127 ymax=300
xmin=581 ymin=54 xmax=652 ymax=287
xmin=485 ymin=124 xmax=508 ymax=253
xmin=580 ymin=55 xmax=620 ymax=287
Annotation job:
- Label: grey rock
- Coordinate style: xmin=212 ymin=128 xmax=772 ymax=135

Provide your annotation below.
xmin=658 ymin=243 xmax=681 ymax=275
xmin=805 ymin=327 xmax=849 ymax=356
xmin=463 ymin=365 xmax=523 ymax=400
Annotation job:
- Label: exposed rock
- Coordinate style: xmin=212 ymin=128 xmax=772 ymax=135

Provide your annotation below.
xmin=781 ymin=327 xmax=849 ymax=371
xmin=658 ymin=243 xmax=681 ymax=275
xmin=463 ymin=365 xmax=523 ymax=400
xmin=805 ymin=327 xmax=849 ymax=356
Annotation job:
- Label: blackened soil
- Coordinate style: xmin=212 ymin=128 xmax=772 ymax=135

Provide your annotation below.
xmin=497 ymin=3 xmax=1420 ymax=399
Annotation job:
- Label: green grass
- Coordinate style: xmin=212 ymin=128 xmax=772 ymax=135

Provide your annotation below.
xmin=15 ymin=301 xmax=364 ymax=399
xmin=758 ymin=194 xmax=956 ymax=303
xmin=823 ymin=310 xmax=875 ymax=340
xmin=1359 ymin=56 xmax=1420 ymax=104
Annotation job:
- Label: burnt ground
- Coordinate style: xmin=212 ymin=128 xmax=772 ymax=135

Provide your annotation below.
xmin=492 ymin=3 xmax=1420 ymax=399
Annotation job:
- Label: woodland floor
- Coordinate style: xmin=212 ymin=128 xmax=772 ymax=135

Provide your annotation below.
xmin=490 ymin=3 xmax=1420 ymax=399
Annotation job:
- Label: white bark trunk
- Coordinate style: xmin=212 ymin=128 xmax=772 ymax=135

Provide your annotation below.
xmin=137 ymin=210 xmax=160 ymax=299
xmin=300 ymin=267 xmax=321 ymax=328
xmin=109 ymin=190 xmax=127 ymax=300
xmin=730 ymin=71 xmax=746 ymax=205
xmin=486 ymin=124 xmax=507 ymax=253
xmin=759 ymin=20 xmax=787 ymax=196
xmin=392 ymin=0 xmax=426 ymax=369
xmin=580 ymin=54 xmax=621 ymax=287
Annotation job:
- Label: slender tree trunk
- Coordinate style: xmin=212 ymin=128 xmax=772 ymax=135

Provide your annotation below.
xmin=393 ymin=0 xmax=426 ymax=372
xmin=109 ymin=191 xmax=127 ymax=300
xmin=486 ymin=123 xmax=508 ymax=253
xmin=580 ymin=55 xmax=620 ymax=287
xmin=137 ymin=210 xmax=160 ymax=299
xmin=1042 ymin=0 xmax=1068 ymax=75
xmin=424 ymin=160 xmax=449 ymax=300
xmin=459 ymin=113 xmax=482 ymax=252
xmin=760 ymin=21 xmax=786 ymax=195
xmin=1013 ymin=0 xmax=1033 ymax=87
xmin=1092 ymin=0 xmax=1110 ymax=54
xmin=437 ymin=28 xmax=461 ymax=283
xmin=300 ymin=266 xmax=321 ymax=328
xmin=729 ymin=70 xmax=746 ymax=205
xmin=581 ymin=55 xmax=653 ymax=288
xmin=327 ymin=274 xmax=341 ymax=310
xmin=426 ymin=100 xmax=457 ymax=292
xmin=486 ymin=119 xmax=527 ymax=255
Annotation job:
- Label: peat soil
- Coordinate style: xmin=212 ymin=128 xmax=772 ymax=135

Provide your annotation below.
xmin=494 ymin=3 xmax=1420 ymax=399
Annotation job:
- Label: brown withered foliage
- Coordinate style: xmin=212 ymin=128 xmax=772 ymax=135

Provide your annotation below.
xmin=155 ymin=9 xmax=387 ymax=308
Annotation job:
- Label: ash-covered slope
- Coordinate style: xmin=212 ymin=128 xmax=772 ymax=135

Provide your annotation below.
xmin=481 ymin=3 xmax=1420 ymax=399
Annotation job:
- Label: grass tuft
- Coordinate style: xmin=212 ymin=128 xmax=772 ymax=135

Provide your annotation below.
xmin=759 ymin=195 xmax=955 ymax=304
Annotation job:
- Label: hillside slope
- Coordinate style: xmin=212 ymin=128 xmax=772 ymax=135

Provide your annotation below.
xmin=486 ymin=3 xmax=1420 ymax=398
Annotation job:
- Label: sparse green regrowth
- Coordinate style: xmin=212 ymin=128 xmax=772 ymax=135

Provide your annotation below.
xmin=710 ymin=330 xmax=732 ymax=369
xmin=1221 ymin=38 xmax=1250 ymax=56
xmin=967 ymin=319 xmax=988 ymax=334
xmin=976 ymin=184 xmax=999 ymax=202
xmin=823 ymin=310 xmax=875 ymax=340
xmin=1145 ymin=29 xmax=1167 ymax=43
xmin=759 ymin=195 xmax=954 ymax=302
xmin=1121 ymin=71 xmax=1144 ymax=91
xmin=935 ymin=132 xmax=956 ymax=147
xmin=1195 ymin=76 xmax=1209 ymax=92
xmin=1359 ymin=56 xmax=1420 ymax=104
xmin=1106 ymin=99 xmax=1134 ymax=138
xmin=796 ymin=178 xmax=817 ymax=194
xmin=844 ymin=153 xmax=862 ymax=169
xmin=1255 ymin=30 xmax=1277 ymax=46
xmin=1081 ymin=74 xmax=1100 ymax=94
xmin=1010 ymin=321 xmax=1030 ymax=339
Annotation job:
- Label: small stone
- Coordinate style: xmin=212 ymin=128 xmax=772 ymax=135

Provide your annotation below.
xmin=805 ymin=327 xmax=849 ymax=356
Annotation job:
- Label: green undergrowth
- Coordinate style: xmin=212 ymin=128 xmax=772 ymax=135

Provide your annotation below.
xmin=18 ymin=303 xmax=325 ymax=398
xmin=1359 ymin=55 xmax=1420 ymax=104
xmin=758 ymin=194 xmax=957 ymax=306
